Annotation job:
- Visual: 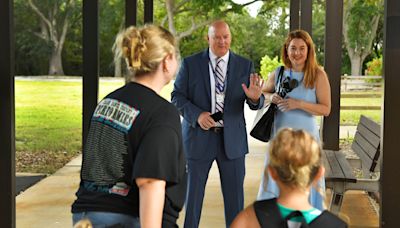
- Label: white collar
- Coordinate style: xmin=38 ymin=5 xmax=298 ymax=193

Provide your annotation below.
xmin=209 ymin=48 xmax=230 ymax=63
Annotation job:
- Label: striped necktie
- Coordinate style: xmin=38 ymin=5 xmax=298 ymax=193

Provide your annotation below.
xmin=215 ymin=58 xmax=225 ymax=126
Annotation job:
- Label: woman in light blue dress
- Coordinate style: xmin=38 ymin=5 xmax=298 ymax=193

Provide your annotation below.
xmin=257 ymin=30 xmax=331 ymax=210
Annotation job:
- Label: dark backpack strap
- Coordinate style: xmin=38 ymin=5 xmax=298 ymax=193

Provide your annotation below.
xmin=253 ymin=198 xmax=348 ymax=228
xmin=310 ymin=210 xmax=348 ymax=228
xmin=253 ymin=198 xmax=284 ymax=228
xmin=285 ymin=210 xmax=309 ymax=228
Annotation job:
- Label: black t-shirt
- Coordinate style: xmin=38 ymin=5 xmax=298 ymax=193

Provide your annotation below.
xmin=71 ymin=82 xmax=187 ymax=227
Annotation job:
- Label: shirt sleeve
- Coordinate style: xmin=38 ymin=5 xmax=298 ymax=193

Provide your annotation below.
xmin=132 ymin=125 xmax=183 ymax=185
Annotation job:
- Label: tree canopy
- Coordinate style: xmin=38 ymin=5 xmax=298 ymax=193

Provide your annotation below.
xmin=14 ymin=0 xmax=383 ymax=77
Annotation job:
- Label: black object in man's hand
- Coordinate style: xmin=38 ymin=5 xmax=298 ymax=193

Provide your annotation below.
xmin=210 ymin=111 xmax=223 ymax=121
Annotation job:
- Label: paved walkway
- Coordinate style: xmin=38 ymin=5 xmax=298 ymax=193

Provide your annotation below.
xmin=16 ymin=108 xmax=373 ymax=227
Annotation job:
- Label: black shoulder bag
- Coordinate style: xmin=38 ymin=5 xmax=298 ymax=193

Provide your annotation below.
xmin=250 ymin=66 xmax=284 ymax=142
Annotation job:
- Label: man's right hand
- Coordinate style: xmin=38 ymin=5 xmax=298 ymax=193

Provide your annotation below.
xmin=197 ymin=112 xmax=216 ymax=130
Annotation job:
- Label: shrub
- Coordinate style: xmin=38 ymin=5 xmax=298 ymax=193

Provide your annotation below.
xmin=259 ymin=55 xmax=281 ymax=80
xmin=365 ymin=56 xmax=382 ymax=83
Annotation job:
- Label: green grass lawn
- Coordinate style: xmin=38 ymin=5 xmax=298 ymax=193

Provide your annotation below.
xmin=340 ymin=92 xmax=382 ymax=125
xmin=15 ymin=79 xmax=173 ymax=173
xmin=15 ymin=79 xmax=381 ymax=173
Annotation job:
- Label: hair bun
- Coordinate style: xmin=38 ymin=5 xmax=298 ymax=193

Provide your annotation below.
xmin=269 ymin=128 xmax=321 ymax=189
xmin=129 ymin=33 xmax=147 ymax=69
xmin=113 ymin=25 xmax=178 ymax=79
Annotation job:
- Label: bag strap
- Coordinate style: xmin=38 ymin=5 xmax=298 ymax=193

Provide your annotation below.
xmin=276 ymin=66 xmax=285 ymax=95
xmin=254 ymin=198 xmax=347 ymax=228
xmin=309 ymin=210 xmax=348 ymax=228
xmin=253 ymin=198 xmax=284 ymax=227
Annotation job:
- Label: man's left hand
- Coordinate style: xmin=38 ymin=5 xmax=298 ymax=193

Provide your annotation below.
xmin=242 ymin=73 xmax=264 ymax=103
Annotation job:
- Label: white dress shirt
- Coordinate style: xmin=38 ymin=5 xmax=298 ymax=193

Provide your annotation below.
xmin=208 ymin=49 xmax=230 ymax=114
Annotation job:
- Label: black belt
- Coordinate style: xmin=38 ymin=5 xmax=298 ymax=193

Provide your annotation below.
xmin=210 ymin=127 xmax=223 ymax=133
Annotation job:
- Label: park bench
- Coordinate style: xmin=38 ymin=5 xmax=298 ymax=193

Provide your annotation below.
xmin=323 ymin=115 xmax=381 ymax=215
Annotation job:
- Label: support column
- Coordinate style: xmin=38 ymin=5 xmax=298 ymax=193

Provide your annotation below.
xmin=290 ymin=0 xmax=300 ymax=31
xmin=0 ymin=0 xmax=15 ymax=227
xmin=322 ymin=0 xmax=343 ymax=150
xmin=381 ymin=0 xmax=400 ymax=226
xmin=300 ymin=0 xmax=312 ymax=36
xmin=144 ymin=0 xmax=153 ymax=23
xmin=125 ymin=0 xmax=137 ymax=27
xmin=83 ymin=0 xmax=99 ymax=145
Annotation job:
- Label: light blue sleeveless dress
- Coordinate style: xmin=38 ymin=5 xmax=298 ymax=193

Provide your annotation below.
xmin=256 ymin=67 xmax=326 ymax=210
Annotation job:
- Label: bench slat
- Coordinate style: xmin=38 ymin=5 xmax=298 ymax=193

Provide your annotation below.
xmin=352 ymin=142 xmax=375 ymax=172
xmin=334 ymin=151 xmax=357 ymax=182
xmin=352 ymin=132 xmax=380 ymax=172
xmin=324 ymin=150 xmax=357 ymax=183
xmin=354 ymin=115 xmax=381 ymax=172
xmin=352 ymin=131 xmax=377 ymax=161
xmin=356 ymin=124 xmax=380 ymax=148
xmin=360 ymin=115 xmax=380 ymax=137
xmin=325 ymin=150 xmax=344 ymax=181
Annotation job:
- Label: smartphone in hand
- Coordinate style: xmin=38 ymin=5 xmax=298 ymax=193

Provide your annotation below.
xmin=210 ymin=111 xmax=223 ymax=121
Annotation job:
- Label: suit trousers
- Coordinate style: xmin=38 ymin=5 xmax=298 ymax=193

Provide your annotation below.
xmin=184 ymin=130 xmax=245 ymax=228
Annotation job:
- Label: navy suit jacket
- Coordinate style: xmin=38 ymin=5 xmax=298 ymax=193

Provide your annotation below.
xmin=172 ymin=49 xmax=264 ymax=160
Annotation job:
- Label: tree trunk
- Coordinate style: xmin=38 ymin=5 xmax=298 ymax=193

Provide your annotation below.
xmin=350 ymin=55 xmax=362 ymax=76
xmin=48 ymin=46 xmax=64 ymax=75
xmin=28 ymin=0 xmax=73 ymax=76
xmin=343 ymin=0 xmax=381 ymax=76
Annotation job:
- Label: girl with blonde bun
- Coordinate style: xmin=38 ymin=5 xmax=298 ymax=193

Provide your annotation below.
xmin=232 ymin=128 xmax=346 ymax=228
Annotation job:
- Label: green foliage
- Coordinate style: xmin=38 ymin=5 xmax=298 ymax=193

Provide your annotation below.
xmin=179 ymin=28 xmax=209 ymax=58
xmin=13 ymin=0 xmax=384 ymax=78
xmin=311 ymin=2 xmax=326 ymax=67
xmin=99 ymin=0 xmax=125 ymax=76
xmin=227 ymin=12 xmax=271 ymax=72
xmin=366 ymin=55 xmax=382 ymax=76
xmin=14 ymin=0 xmax=51 ymax=75
xmin=260 ymin=55 xmax=281 ymax=79
xmin=341 ymin=47 xmax=352 ymax=75
xmin=344 ymin=0 xmax=383 ymax=75
xmin=365 ymin=55 xmax=383 ymax=83
xmin=257 ymin=1 xmax=289 ymax=61
xmin=347 ymin=0 xmax=383 ymax=51
xmin=14 ymin=0 xmax=82 ymax=75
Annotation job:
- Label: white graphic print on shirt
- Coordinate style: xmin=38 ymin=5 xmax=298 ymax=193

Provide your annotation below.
xmin=93 ymin=98 xmax=140 ymax=133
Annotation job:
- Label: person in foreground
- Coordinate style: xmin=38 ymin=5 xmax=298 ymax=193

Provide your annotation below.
xmin=71 ymin=25 xmax=187 ymax=228
xmin=172 ymin=20 xmax=264 ymax=228
xmin=257 ymin=30 xmax=331 ymax=210
xmin=231 ymin=128 xmax=347 ymax=228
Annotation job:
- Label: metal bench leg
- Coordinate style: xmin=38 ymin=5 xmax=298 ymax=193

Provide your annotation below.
xmin=329 ymin=183 xmax=345 ymax=215
xmin=330 ymin=192 xmax=344 ymax=215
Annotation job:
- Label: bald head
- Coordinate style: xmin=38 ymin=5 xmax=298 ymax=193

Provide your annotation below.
xmin=207 ymin=20 xmax=231 ymax=57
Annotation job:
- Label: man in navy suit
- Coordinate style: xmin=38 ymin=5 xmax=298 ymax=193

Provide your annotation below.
xmin=172 ymin=20 xmax=265 ymax=228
